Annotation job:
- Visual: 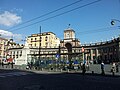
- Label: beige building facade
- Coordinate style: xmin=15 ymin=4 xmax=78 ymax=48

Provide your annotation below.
xmin=6 ymin=32 xmax=60 ymax=65
xmin=27 ymin=32 xmax=60 ymax=48
xmin=0 ymin=37 xmax=8 ymax=59
xmin=3 ymin=27 xmax=120 ymax=65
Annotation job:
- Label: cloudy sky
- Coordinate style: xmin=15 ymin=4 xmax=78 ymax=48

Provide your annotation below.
xmin=0 ymin=9 xmax=23 ymax=42
xmin=0 ymin=0 xmax=120 ymax=44
xmin=0 ymin=11 xmax=21 ymax=26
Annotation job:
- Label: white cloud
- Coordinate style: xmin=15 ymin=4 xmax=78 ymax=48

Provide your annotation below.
xmin=0 ymin=11 xmax=22 ymax=26
xmin=0 ymin=30 xmax=13 ymax=37
xmin=0 ymin=29 xmax=22 ymax=42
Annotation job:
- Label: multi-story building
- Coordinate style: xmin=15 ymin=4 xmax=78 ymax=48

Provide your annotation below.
xmin=0 ymin=38 xmax=21 ymax=63
xmin=7 ymin=32 xmax=60 ymax=65
xmin=26 ymin=28 xmax=120 ymax=65
xmin=0 ymin=37 xmax=8 ymax=59
xmin=0 ymin=38 xmax=24 ymax=64
xmin=27 ymin=32 xmax=60 ymax=48
xmin=6 ymin=27 xmax=120 ymax=65
xmin=83 ymin=37 xmax=120 ymax=64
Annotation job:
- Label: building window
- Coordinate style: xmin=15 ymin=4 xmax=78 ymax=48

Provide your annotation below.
xmin=74 ymin=50 xmax=76 ymax=53
xmin=104 ymin=49 xmax=107 ymax=53
xmin=17 ymin=51 xmax=19 ymax=54
xmin=40 ymin=43 xmax=41 ymax=46
xmin=35 ymin=43 xmax=36 ymax=47
xmin=20 ymin=51 xmax=22 ymax=56
xmin=16 ymin=55 xmax=18 ymax=58
xmin=13 ymin=55 xmax=15 ymax=58
xmin=35 ymin=38 xmax=37 ymax=42
xmin=35 ymin=38 xmax=37 ymax=41
xmin=45 ymin=36 xmax=48 ymax=41
xmin=40 ymin=37 xmax=42 ymax=40
xmin=20 ymin=54 xmax=22 ymax=57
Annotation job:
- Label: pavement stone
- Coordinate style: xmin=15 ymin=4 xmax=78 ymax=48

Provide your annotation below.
xmin=0 ymin=64 xmax=120 ymax=76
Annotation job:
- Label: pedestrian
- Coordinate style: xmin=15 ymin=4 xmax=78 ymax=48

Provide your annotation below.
xmin=82 ymin=64 xmax=86 ymax=75
xmin=86 ymin=60 xmax=89 ymax=71
xmin=116 ymin=62 xmax=119 ymax=73
xmin=26 ymin=62 xmax=31 ymax=69
xmin=2 ymin=61 xmax=4 ymax=68
xmin=80 ymin=62 xmax=83 ymax=70
xmin=30 ymin=62 xmax=33 ymax=70
xmin=11 ymin=62 xmax=13 ymax=68
xmin=29 ymin=62 xmax=31 ymax=70
xmin=101 ymin=61 xmax=105 ymax=75
xmin=111 ymin=62 xmax=116 ymax=76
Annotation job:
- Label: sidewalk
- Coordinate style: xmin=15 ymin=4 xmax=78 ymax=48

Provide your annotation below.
xmin=0 ymin=64 xmax=120 ymax=76
xmin=87 ymin=64 xmax=120 ymax=76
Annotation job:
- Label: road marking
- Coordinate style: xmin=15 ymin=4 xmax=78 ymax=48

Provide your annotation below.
xmin=0 ymin=72 xmax=32 ymax=78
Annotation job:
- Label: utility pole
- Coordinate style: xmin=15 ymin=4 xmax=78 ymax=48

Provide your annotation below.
xmin=38 ymin=26 xmax=41 ymax=65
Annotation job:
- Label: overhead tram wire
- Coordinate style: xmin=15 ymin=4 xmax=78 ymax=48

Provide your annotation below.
xmin=9 ymin=0 xmax=101 ymax=32
xmin=76 ymin=26 xmax=120 ymax=35
xmin=7 ymin=0 xmax=83 ymax=30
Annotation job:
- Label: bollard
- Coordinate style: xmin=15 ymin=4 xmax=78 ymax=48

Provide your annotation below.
xmin=111 ymin=67 xmax=115 ymax=76
xmin=49 ymin=68 xmax=51 ymax=71
xmin=112 ymin=72 xmax=115 ymax=76
xmin=61 ymin=69 xmax=62 ymax=72
xmin=92 ymin=71 xmax=94 ymax=74
xmin=55 ymin=68 xmax=57 ymax=72
xmin=112 ymin=69 xmax=115 ymax=76
xmin=67 ymin=69 xmax=69 ymax=72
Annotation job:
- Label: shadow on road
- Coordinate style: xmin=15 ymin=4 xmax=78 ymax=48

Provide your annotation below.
xmin=0 ymin=68 xmax=120 ymax=90
xmin=1 ymin=68 xmax=120 ymax=78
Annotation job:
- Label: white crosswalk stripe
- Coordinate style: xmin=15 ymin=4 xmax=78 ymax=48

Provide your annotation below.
xmin=0 ymin=72 xmax=31 ymax=78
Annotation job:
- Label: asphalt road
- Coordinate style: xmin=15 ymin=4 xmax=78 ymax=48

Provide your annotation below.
xmin=0 ymin=69 xmax=120 ymax=90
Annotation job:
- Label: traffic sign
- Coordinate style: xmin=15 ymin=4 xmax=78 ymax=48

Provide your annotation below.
xmin=56 ymin=54 xmax=60 ymax=58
